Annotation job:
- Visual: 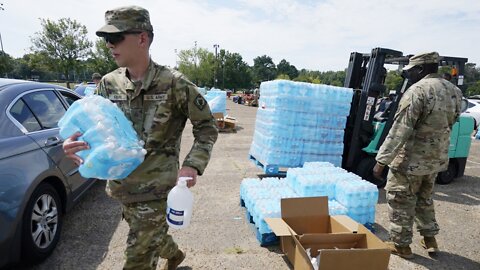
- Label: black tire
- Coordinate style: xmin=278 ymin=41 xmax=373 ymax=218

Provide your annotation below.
xmin=436 ymin=161 xmax=458 ymax=185
xmin=356 ymin=156 xmax=387 ymax=188
xmin=21 ymin=183 xmax=63 ymax=263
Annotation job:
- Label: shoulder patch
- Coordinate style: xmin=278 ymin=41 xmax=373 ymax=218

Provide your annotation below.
xmin=194 ymin=94 xmax=207 ymax=111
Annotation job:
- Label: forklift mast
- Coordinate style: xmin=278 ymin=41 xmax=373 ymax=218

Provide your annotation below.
xmin=342 ymin=48 xmax=403 ymax=171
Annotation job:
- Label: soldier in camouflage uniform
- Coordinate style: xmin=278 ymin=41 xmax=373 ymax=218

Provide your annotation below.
xmin=63 ymin=6 xmax=218 ymax=270
xmin=373 ymin=52 xmax=462 ymax=259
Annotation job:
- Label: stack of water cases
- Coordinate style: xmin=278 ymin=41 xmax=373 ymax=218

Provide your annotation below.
xmin=204 ymin=89 xmax=227 ymax=116
xmin=249 ymin=80 xmax=353 ymax=171
xmin=240 ymin=162 xmax=378 ymax=242
xmin=197 ymin=87 xmax=207 ymax=96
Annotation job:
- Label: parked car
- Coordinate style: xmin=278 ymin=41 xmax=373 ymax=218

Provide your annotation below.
xmin=463 ymin=98 xmax=480 ymax=130
xmin=0 ymin=79 xmax=96 ymax=268
xmin=73 ymin=83 xmax=96 ymax=97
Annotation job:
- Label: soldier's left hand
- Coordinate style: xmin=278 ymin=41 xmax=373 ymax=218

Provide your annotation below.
xmin=373 ymin=162 xmax=385 ymax=180
xmin=178 ymin=166 xmax=198 ymax=188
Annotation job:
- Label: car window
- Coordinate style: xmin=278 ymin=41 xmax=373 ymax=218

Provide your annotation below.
xmin=10 ymin=99 xmax=42 ymax=132
xmin=22 ymin=91 xmax=66 ymax=129
xmin=468 ymin=101 xmax=475 ymax=109
xmin=59 ymin=90 xmax=81 ymax=106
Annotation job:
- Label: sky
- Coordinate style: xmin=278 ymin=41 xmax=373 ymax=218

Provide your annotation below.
xmin=0 ymin=0 xmax=479 ymax=71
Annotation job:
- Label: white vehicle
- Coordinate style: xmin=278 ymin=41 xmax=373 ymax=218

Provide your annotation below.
xmin=463 ymin=98 xmax=480 ymax=129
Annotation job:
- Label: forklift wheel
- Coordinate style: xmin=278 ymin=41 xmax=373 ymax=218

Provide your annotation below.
xmin=436 ymin=161 xmax=458 ymax=185
xmin=357 ymin=157 xmax=387 ymax=188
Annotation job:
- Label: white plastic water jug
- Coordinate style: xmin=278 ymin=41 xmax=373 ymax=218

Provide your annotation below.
xmin=166 ymin=177 xmax=194 ymax=229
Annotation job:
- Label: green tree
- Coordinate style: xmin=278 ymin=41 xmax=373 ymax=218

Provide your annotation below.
xmin=220 ymin=50 xmax=253 ymax=90
xmin=0 ymin=51 xmax=14 ymax=77
xmin=88 ymin=39 xmax=117 ymax=76
xmin=277 ymin=59 xmax=298 ymax=79
xmin=465 ymin=63 xmax=480 ymax=97
xmin=30 ymin=18 xmax=92 ymax=87
xmin=178 ymin=47 xmax=215 ymax=87
xmin=385 ymin=70 xmax=404 ymax=92
xmin=253 ymin=55 xmax=277 ymax=84
xmin=276 ymin=74 xmax=290 ymax=80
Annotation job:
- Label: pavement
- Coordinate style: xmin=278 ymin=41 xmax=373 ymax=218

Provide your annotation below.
xmin=23 ymin=99 xmax=480 ymax=270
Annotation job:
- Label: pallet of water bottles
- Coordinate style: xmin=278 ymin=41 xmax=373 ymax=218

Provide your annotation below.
xmin=240 ymin=198 xmax=279 ymax=246
xmin=239 ymin=162 xmax=380 ymax=246
xmin=248 ymin=154 xmax=288 ymax=176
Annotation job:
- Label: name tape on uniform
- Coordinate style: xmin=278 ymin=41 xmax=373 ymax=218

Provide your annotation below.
xmin=144 ymin=94 xmax=168 ymax=101
xmin=109 ymin=94 xmax=127 ymax=101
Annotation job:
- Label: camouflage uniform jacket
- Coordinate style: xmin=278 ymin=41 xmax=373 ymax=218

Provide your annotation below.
xmin=97 ymin=60 xmax=218 ymax=204
xmin=376 ymin=73 xmax=462 ymax=175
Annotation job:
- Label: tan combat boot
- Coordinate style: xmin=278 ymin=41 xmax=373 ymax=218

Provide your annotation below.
xmin=161 ymin=249 xmax=186 ymax=270
xmin=385 ymin=241 xmax=414 ymax=259
xmin=421 ymin=236 xmax=440 ymax=253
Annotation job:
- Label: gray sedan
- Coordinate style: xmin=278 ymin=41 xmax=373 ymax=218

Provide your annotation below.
xmin=0 ymin=79 xmax=95 ymax=268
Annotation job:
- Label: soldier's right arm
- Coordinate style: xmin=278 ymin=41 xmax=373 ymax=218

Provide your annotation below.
xmin=376 ymin=87 xmax=424 ymax=165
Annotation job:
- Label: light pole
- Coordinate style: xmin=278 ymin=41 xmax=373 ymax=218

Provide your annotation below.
xmin=174 ymin=49 xmax=178 ymax=69
xmin=193 ymin=41 xmax=198 ymax=85
xmin=1 ymin=3 xmax=7 ymax=78
xmin=222 ymin=58 xmax=225 ymax=90
xmin=213 ymin=44 xmax=219 ymax=88
xmin=0 ymin=3 xmax=5 ymax=55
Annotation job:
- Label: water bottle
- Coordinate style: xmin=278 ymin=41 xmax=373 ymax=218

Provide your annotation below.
xmin=167 ymin=177 xmax=194 ymax=229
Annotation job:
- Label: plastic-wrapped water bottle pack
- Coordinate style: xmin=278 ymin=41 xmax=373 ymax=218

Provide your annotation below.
xmin=240 ymin=162 xmax=379 ymax=230
xmin=249 ymin=80 xmax=353 ymax=168
xmin=58 ymin=95 xmax=146 ymax=180
xmin=204 ymin=88 xmax=226 ymax=115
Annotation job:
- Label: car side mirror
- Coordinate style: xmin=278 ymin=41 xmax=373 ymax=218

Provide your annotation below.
xmin=461 ymin=98 xmax=468 ymax=113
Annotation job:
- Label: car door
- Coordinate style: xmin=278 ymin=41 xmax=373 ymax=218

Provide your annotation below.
xmin=56 ymin=89 xmax=96 ymax=199
xmin=17 ymin=89 xmax=88 ymax=199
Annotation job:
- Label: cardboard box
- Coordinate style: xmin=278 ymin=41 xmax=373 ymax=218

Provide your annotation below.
xmin=224 ymin=116 xmax=236 ymax=129
xmin=265 ymin=197 xmax=390 ymax=270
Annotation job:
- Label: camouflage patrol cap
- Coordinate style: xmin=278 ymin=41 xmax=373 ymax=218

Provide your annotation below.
xmin=403 ymin=52 xmax=439 ymax=70
xmin=96 ymin=6 xmax=153 ymax=36
xmin=92 ymin=73 xmax=102 ymax=80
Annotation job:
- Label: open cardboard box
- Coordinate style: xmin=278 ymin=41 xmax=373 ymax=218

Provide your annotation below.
xmin=265 ymin=197 xmax=390 ymax=270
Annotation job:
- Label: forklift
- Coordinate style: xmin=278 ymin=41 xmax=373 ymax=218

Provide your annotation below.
xmin=342 ymin=47 xmax=474 ymax=187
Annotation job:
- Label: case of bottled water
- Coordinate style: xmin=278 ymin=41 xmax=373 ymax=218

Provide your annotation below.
xmin=240 ymin=162 xmax=379 ymax=230
xmin=205 ymin=88 xmax=227 ymax=115
xmin=58 ymin=95 xmax=146 ymax=180
xmin=249 ymin=80 xmax=353 ymax=169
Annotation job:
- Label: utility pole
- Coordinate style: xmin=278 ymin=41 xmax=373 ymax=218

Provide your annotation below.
xmin=194 ymin=41 xmax=198 ymax=85
xmin=174 ymin=49 xmax=177 ymax=69
xmin=0 ymin=3 xmax=4 ymax=55
xmin=1 ymin=3 xmax=7 ymax=78
xmin=213 ymin=44 xmax=219 ymax=88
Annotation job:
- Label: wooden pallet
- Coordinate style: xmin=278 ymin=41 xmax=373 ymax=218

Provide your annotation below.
xmin=248 ymin=155 xmax=288 ymax=176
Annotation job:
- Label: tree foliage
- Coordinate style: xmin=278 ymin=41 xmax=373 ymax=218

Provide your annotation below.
xmin=277 ymin=59 xmax=298 ymax=80
xmin=219 ymin=49 xmax=253 ymax=90
xmin=385 ymin=70 xmax=404 ymax=92
xmin=30 ymin=18 xmax=92 ymax=87
xmin=88 ymin=39 xmax=117 ymax=76
xmin=0 ymin=52 xmax=14 ymax=77
xmin=178 ymin=47 xmax=216 ymax=87
xmin=253 ymin=55 xmax=277 ymax=84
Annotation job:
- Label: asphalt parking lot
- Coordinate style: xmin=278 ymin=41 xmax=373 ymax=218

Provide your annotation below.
xmin=21 ymin=99 xmax=480 ymax=270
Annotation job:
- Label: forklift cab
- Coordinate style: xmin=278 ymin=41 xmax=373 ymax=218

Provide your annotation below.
xmin=342 ymin=48 xmax=474 ymax=187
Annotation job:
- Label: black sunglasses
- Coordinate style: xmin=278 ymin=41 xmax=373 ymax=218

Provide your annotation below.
xmin=103 ymin=31 xmax=143 ymax=45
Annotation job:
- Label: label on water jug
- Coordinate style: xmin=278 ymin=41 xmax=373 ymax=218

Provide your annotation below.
xmin=167 ymin=208 xmax=184 ymax=225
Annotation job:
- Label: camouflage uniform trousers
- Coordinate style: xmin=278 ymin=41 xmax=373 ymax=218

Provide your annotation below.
xmin=385 ymin=169 xmax=440 ymax=247
xmin=122 ymin=199 xmax=178 ymax=270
